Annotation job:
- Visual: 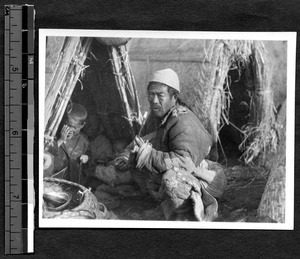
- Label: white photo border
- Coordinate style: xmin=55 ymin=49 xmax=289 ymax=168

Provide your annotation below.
xmin=39 ymin=29 xmax=296 ymax=229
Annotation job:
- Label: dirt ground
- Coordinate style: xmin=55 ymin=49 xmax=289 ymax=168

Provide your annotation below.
xmin=216 ymin=165 xmax=271 ymax=222
xmin=87 ymin=163 xmax=273 ymax=222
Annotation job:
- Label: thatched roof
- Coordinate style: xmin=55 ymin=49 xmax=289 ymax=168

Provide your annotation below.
xmin=44 ymin=37 xmax=142 ymax=148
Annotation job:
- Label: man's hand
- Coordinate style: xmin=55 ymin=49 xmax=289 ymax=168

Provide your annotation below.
xmin=114 ymin=136 xmax=145 ymax=171
xmin=134 ymin=136 xmax=152 ymax=170
xmin=114 ymin=155 xmax=130 ymax=171
xmin=132 ymin=136 xmax=145 ymax=153
xmin=80 ymin=155 xmax=89 ymax=164
xmin=134 ymin=136 xmax=144 ymax=148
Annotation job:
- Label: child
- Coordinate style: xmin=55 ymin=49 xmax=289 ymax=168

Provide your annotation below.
xmin=57 ymin=103 xmax=89 ymax=183
xmin=112 ymin=138 xmax=129 ymax=158
xmin=94 ymin=138 xmax=132 ymax=186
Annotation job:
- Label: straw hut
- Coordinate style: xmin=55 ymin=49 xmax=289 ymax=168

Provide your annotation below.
xmin=44 ymin=37 xmax=143 ymax=150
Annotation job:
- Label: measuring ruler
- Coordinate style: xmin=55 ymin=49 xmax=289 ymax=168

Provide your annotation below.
xmin=4 ymin=5 xmax=35 ymax=254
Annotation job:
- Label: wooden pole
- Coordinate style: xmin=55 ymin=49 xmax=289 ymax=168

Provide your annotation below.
xmin=45 ymin=37 xmax=92 ymax=138
xmin=108 ymin=45 xmax=135 ymax=138
xmin=118 ymin=45 xmax=142 ymax=125
xmin=45 ymin=37 xmax=81 ymax=128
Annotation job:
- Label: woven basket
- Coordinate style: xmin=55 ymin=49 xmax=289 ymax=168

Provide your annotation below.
xmin=43 ymin=177 xmax=108 ymax=219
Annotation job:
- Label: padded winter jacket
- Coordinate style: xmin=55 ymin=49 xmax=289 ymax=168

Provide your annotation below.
xmin=140 ymin=104 xmax=213 ymax=174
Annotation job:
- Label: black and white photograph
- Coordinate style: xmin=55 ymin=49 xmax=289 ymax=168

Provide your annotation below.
xmin=39 ymin=30 xmax=295 ymax=229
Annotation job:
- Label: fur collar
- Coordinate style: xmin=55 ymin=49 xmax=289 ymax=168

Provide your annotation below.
xmin=159 ymin=104 xmax=188 ymax=127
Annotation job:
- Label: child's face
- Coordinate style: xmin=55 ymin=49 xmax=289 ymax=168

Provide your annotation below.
xmin=113 ymin=140 xmax=127 ymax=157
xmin=66 ymin=118 xmax=84 ymax=139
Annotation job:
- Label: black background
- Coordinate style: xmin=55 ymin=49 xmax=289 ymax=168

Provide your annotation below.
xmin=0 ymin=0 xmax=299 ymax=257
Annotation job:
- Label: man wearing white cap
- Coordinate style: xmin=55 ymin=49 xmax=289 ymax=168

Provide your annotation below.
xmin=115 ymin=68 xmax=227 ymax=221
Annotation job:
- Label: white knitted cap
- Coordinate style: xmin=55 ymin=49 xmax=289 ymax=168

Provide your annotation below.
xmin=149 ymin=68 xmax=180 ymax=92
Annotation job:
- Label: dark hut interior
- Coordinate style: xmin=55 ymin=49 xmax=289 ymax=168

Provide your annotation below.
xmin=218 ymin=67 xmax=251 ymax=165
xmin=71 ymin=38 xmax=141 ymax=146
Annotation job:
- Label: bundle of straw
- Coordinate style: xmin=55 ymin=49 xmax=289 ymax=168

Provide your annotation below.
xmin=194 ymin=40 xmax=252 ymax=159
xmin=44 ymin=37 xmax=91 ymax=147
xmin=45 ymin=37 xmax=80 ymax=128
xmin=118 ymin=44 xmax=142 ymax=124
xmin=239 ymin=42 xmax=280 ymax=164
xmin=108 ymin=45 xmax=143 ymax=138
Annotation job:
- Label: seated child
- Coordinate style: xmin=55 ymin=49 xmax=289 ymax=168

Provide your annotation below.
xmin=112 ymin=138 xmax=129 ymax=158
xmin=94 ymin=138 xmax=132 ymax=186
xmin=83 ymin=113 xmax=113 ymax=165
xmin=93 ymin=138 xmax=138 ymax=209
xmin=89 ymin=134 xmax=113 ymax=165
xmin=57 ymin=103 xmax=89 ymax=183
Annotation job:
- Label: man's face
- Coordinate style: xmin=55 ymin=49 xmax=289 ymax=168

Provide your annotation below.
xmin=147 ymin=83 xmax=176 ymax=118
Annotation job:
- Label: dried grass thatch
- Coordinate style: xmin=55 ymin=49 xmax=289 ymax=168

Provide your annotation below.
xmin=44 ymin=37 xmax=92 ymax=148
xmin=192 ymin=39 xmax=280 ymax=165
xmin=238 ymin=42 xmax=282 ymax=164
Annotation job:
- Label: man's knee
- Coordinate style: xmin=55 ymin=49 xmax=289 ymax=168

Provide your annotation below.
xmin=161 ymin=169 xmax=177 ymax=187
xmin=162 ymin=168 xmax=198 ymax=185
